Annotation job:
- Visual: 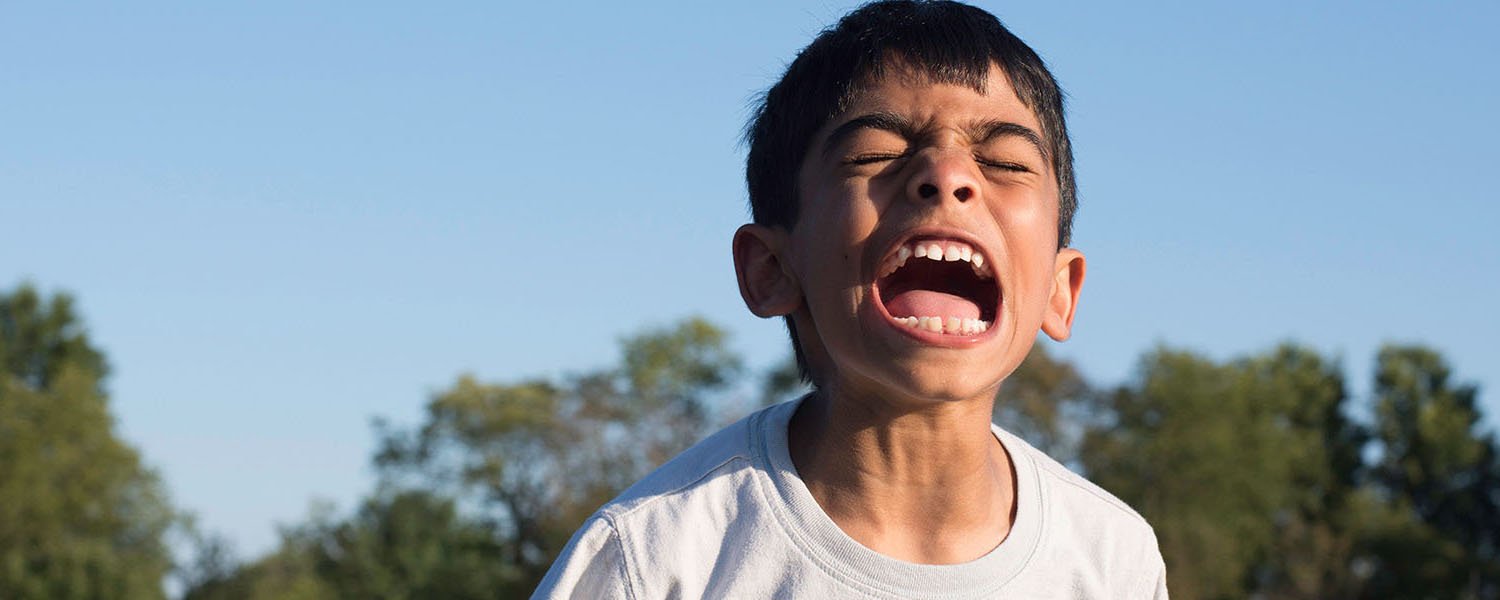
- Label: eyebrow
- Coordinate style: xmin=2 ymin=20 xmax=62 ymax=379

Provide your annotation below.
xmin=820 ymin=112 xmax=1049 ymax=161
xmin=977 ymin=120 xmax=1050 ymax=162
xmin=820 ymin=112 xmax=913 ymax=157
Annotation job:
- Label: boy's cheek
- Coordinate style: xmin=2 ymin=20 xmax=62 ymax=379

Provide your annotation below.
xmin=790 ymin=210 xmax=876 ymax=274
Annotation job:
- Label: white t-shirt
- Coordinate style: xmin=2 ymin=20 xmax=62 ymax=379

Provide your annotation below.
xmin=534 ymin=397 xmax=1168 ymax=599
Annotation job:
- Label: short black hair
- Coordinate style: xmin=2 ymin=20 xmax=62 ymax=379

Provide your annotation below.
xmin=744 ymin=0 xmax=1076 ymax=384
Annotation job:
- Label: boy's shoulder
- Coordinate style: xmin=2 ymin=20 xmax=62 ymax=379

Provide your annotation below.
xmin=544 ymin=403 xmax=793 ymax=598
xmin=994 ymin=427 xmax=1165 ymax=595
xmin=595 ymin=401 xmax=783 ymax=522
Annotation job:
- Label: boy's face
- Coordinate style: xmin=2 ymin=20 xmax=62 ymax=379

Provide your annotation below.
xmin=741 ymin=62 xmax=1084 ymax=405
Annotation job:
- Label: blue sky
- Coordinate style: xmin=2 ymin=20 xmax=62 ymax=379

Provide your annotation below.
xmin=4 ymin=1 xmax=1497 ymax=557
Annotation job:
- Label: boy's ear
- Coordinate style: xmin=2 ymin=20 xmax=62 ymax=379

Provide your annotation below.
xmin=733 ymin=224 xmax=802 ymax=318
xmin=1041 ymin=248 xmax=1086 ymax=341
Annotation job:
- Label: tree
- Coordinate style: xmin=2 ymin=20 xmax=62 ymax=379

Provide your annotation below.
xmin=178 ymin=505 xmax=336 ymax=600
xmin=1079 ymin=342 xmax=1500 ymax=599
xmin=1364 ymin=344 xmax=1500 ymax=598
xmin=1234 ymin=345 xmax=1367 ymax=599
xmin=1081 ymin=344 xmax=1369 ymax=599
xmin=172 ymin=520 xmax=242 ymax=599
xmin=0 ymin=284 xmax=176 ymax=599
xmin=1082 ymin=348 xmax=1270 ymax=599
xmin=993 ymin=342 xmax=1092 ymax=462
xmin=371 ymin=316 xmax=743 ymax=592
xmin=184 ymin=317 xmax=746 ymax=597
xmin=760 ymin=354 xmax=809 ymax=408
xmin=310 ymin=490 xmax=515 ymax=599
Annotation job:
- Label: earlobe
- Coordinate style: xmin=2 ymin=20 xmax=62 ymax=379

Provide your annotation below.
xmin=1041 ymin=248 xmax=1086 ymax=341
xmin=732 ymin=224 xmax=802 ymax=318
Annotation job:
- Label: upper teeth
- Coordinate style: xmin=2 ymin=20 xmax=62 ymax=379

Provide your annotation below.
xmin=882 ymin=239 xmax=993 ymax=279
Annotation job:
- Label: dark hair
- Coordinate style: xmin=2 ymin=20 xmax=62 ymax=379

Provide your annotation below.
xmin=744 ymin=0 xmax=1076 ymax=384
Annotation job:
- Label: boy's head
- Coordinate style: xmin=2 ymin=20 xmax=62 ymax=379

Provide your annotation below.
xmin=735 ymin=0 xmax=1085 ymax=399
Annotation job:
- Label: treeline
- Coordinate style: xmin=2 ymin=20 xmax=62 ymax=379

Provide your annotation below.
xmin=2 ymin=284 xmax=1497 ymax=598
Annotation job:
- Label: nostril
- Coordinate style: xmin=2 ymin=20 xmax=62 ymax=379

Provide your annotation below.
xmin=954 ymin=187 xmax=973 ymax=202
xmin=918 ymin=183 xmax=938 ymax=198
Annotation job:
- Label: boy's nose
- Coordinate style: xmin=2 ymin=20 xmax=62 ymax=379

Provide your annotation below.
xmin=906 ymin=149 xmax=978 ymax=205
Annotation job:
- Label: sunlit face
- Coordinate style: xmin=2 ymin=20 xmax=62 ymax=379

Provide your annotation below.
xmin=784 ymin=63 xmax=1082 ymax=405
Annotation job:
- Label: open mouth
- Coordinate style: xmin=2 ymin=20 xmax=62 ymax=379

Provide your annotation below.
xmin=875 ymin=237 xmax=1000 ymax=336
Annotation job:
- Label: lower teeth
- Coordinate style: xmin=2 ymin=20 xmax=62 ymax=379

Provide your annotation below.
xmin=900 ymin=316 xmax=989 ymax=334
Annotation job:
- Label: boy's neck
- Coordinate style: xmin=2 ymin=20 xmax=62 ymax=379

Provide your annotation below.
xmin=787 ymin=386 xmax=1017 ymax=565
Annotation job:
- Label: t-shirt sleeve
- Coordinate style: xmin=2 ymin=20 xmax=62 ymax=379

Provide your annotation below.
xmin=1133 ymin=538 xmax=1169 ymax=600
xmin=1144 ymin=562 xmax=1168 ymax=600
xmin=531 ymin=515 xmax=634 ymax=600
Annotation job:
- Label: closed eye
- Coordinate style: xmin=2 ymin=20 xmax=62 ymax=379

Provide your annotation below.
xmin=847 ymin=152 xmax=910 ymax=166
xmin=976 ymin=156 xmax=1033 ymax=173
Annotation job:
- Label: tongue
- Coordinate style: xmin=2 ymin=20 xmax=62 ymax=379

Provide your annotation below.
xmin=884 ymin=290 xmax=980 ymax=321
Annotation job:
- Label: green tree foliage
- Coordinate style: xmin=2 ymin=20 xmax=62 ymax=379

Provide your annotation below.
xmin=1233 ymin=346 xmax=1370 ymax=599
xmin=179 ymin=506 xmax=336 ymax=600
xmin=184 ymin=315 xmax=1500 ymax=599
xmin=615 ymin=317 xmax=744 ymax=464
xmin=1084 ymin=348 xmax=1286 ymax=599
xmin=372 ymin=317 xmax=740 ymax=590
xmin=993 ymin=342 xmax=1092 ymax=461
xmin=0 ymin=284 xmax=176 ymax=599
xmin=1364 ymin=345 xmax=1500 ymax=598
xmin=185 ymin=317 xmax=745 ymax=597
xmin=315 ymin=491 xmax=515 ymax=598
xmin=1082 ymin=345 xmax=1365 ymax=599
xmin=1084 ymin=342 xmax=1499 ymax=599
xmin=184 ymin=493 xmax=514 ymax=600
xmin=760 ymin=354 xmax=809 ymax=408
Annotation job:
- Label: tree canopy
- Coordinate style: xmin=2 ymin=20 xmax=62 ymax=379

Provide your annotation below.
xmin=0 ymin=284 xmax=176 ymax=599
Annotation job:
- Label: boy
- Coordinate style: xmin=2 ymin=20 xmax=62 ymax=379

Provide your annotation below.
xmin=536 ymin=1 xmax=1167 ymax=598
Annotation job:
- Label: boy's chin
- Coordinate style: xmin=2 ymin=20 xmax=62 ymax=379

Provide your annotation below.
xmin=863 ymin=362 xmax=1008 ymax=406
xmin=828 ymin=323 xmax=1020 ymax=405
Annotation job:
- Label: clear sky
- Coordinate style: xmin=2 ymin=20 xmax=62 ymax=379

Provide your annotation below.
xmin=4 ymin=1 xmax=1497 ymax=557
